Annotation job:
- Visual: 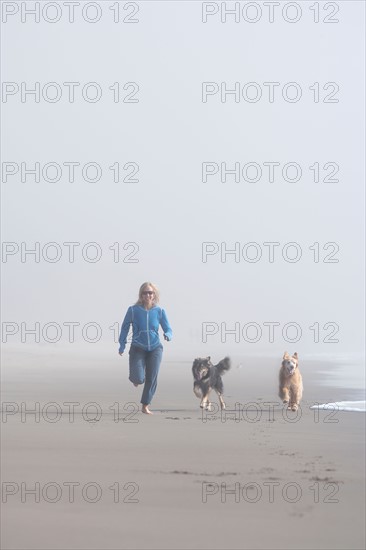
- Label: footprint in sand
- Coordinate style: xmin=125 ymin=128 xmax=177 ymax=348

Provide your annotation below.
xmin=289 ymin=505 xmax=314 ymax=518
xmin=310 ymin=475 xmax=343 ymax=483
xmin=168 ymin=470 xmax=240 ymax=477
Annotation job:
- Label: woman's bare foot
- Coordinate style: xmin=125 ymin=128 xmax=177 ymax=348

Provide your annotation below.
xmin=142 ymin=405 xmax=153 ymax=415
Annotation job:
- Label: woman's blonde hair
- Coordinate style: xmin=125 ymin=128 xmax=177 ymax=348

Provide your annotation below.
xmin=135 ymin=282 xmax=160 ymax=306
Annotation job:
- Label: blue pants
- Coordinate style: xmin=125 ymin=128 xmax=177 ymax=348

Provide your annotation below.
xmin=128 ymin=344 xmax=163 ymax=405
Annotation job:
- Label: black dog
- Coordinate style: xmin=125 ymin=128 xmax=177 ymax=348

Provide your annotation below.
xmin=192 ymin=356 xmax=231 ymax=410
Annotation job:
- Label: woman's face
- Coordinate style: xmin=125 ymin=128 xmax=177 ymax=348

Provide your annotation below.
xmin=141 ymin=286 xmax=154 ymax=309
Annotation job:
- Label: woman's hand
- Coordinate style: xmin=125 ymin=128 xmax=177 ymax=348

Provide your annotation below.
xmin=119 ymin=352 xmax=123 ymax=356
xmin=163 ymin=334 xmax=170 ymax=341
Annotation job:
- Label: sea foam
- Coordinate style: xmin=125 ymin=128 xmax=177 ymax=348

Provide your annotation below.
xmin=310 ymin=401 xmax=366 ymax=412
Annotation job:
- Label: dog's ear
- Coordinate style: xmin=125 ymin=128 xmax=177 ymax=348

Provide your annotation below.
xmin=206 ymin=356 xmax=211 ymax=361
xmin=293 ymin=352 xmax=298 ymax=359
xmin=283 ymin=351 xmax=289 ymax=359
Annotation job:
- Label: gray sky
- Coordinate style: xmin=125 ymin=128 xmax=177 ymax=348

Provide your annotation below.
xmin=1 ymin=0 xmax=365 ymax=359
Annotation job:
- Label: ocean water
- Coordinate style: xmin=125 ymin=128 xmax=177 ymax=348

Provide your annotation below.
xmin=310 ymin=401 xmax=366 ymax=412
xmin=306 ymin=353 xmax=365 ymax=412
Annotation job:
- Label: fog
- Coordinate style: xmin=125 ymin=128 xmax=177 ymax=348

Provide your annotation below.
xmin=2 ymin=0 xmax=365 ymax=359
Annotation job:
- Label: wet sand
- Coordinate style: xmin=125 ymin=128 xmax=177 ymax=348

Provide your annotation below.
xmin=1 ymin=348 xmax=365 ymax=549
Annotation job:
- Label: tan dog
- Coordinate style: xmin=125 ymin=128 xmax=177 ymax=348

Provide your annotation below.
xmin=279 ymin=352 xmax=303 ymax=411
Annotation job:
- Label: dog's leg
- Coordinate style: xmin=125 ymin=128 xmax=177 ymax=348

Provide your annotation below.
xmin=194 ymin=383 xmax=202 ymax=398
xmin=202 ymin=390 xmax=213 ymax=411
xmin=297 ymin=378 xmax=303 ymax=405
xmin=291 ymin=387 xmax=301 ymax=411
xmin=290 ymin=397 xmax=298 ymax=411
xmin=279 ymin=386 xmax=289 ymax=404
xmin=215 ymin=390 xmax=226 ymax=410
xmin=287 ymin=387 xmax=293 ymax=410
xmin=200 ymin=391 xmax=208 ymax=409
xmin=288 ymin=387 xmax=301 ymax=411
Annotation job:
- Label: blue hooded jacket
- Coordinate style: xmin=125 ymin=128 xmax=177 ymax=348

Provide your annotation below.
xmin=118 ymin=305 xmax=173 ymax=353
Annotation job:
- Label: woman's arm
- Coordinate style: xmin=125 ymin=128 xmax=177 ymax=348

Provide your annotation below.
xmin=118 ymin=306 xmax=132 ymax=353
xmin=160 ymin=309 xmax=173 ymax=341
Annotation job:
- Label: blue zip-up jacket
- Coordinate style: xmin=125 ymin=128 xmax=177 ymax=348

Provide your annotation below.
xmin=118 ymin=305 xmax=173 ymax=354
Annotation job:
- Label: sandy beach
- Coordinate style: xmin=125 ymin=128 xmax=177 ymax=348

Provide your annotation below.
xmin=1 ymin=347 xmax=365 ymax=550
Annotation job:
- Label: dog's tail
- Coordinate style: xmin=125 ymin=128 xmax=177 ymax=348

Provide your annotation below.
xmin=215 ymin=357 xmax=231 ymax=375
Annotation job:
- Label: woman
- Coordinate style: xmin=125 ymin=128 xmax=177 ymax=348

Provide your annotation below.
xmin=118 ymin=282 xmax=172 ymax=415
